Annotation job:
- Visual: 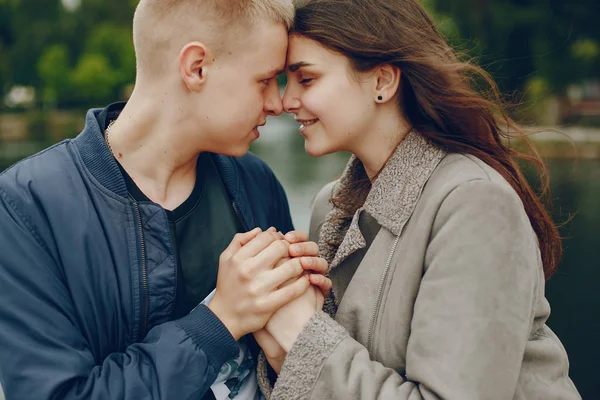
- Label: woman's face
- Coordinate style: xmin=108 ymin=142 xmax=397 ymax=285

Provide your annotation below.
xmin=283 ymin=35 xmax=376 ymax=157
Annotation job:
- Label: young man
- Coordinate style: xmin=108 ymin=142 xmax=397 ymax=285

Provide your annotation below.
xmin=0 ymin=1 xmax=329 ymax=399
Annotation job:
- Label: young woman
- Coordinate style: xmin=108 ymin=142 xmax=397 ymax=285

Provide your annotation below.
xmin=253 ymin=0 xmax=581 ymax=399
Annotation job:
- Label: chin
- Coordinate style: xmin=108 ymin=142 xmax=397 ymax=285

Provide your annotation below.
xmin=304 ymin=140 xmax=334 ymax=158
xmin=216 ymin=143 xmax=251 ymax=158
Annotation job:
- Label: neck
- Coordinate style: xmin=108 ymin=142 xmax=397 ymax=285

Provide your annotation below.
xmin=106 ymin=85 xmax=203 ymax=210
xmin=350 ymin=109 xmax=412 ymax=180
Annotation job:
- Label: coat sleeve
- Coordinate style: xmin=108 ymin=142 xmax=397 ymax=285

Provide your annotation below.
xmin=0 ymin=190 xmax=238 ymax=400
xmin=270 ymin=179 xmax=542 ymax=400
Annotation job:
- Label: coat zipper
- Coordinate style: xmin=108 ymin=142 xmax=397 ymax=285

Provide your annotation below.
xmin=232 ymin=202 xmax=248 ymax=232
xmin=132 ymin=201 xmax=148 ymax=342
xmin=367 ymin=235 xmax=400 ymax=353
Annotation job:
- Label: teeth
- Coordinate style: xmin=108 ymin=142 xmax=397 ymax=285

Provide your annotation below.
xmin=301 ymin=119 xmax=318 ymax=127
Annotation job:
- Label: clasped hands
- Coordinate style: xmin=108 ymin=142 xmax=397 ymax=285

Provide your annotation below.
xmin=208 ymin=227 xmax=331 ymax=374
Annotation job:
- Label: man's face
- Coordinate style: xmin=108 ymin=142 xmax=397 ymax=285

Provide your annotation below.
xmin=198 ymin=21 xmax=288 ymax=157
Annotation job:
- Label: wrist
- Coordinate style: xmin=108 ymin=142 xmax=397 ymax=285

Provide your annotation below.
xmin=267 ymin=355 xmax=285 ymax=375
xmin=268 ymin=310 xmax=315 ymax=352
xmin=208 ymin=299 xmax=243 ymax=341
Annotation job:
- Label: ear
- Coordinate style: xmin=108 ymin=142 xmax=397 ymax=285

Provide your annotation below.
xmin=373 ymin=64 xmax=401 ymax=103
xmin=179 ymin=41 xmax=212 ymax=92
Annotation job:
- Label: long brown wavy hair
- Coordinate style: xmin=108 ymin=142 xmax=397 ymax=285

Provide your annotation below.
xmin=293 ymin=0 xmax=562 ymax=279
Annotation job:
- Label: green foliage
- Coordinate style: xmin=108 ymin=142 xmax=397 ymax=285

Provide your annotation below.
xmin=430 ymin=0 xmax=600 ymax=96
xmin=71 ymin=53 xmax=119 ymax=105
xmin=86 ymin=23 xmax=136 ymax=86
xmin=37 ymin=44 xmax=71 ymax=106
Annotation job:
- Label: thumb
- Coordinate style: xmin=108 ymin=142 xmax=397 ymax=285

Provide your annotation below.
xmin=220 ymin=227 xmax=261 ymax=261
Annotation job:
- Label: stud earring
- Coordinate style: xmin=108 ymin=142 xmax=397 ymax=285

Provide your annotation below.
xmin=377 ymin=95 xmax=383 ymax=101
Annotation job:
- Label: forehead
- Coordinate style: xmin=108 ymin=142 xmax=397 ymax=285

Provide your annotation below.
xmin=234 ymin=21 xmax=288 ymax=74
xmin=286 ymin=35 xmax=345 ymax=70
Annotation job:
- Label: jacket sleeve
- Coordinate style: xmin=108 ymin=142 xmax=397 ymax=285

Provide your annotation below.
xmin=270 ymin=179 xmax=541 ymax=400
xmin=0 ymin=190 xmax=238 ymax=400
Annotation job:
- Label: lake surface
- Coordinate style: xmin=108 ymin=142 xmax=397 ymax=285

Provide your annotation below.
xmin=0 ymin=113 xmax=598 ymax=398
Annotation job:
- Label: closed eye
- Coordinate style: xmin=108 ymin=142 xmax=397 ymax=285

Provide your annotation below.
xmin=299 ymin=78 xmax=313 ymax=84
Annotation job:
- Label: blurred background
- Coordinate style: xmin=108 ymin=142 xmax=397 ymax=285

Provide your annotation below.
xmin=0 ymin=0 xmax=599 ymax=398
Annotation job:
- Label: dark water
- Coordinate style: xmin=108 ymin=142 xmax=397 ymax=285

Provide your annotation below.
xmin=0 ymin=116 xmax=598 ymax=398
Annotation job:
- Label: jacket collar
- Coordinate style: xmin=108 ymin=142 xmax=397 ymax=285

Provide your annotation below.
xmin=73 ymin=104 xmax=253 ymax=228
xmin=319 ymin=131 xmax=446 ymax=270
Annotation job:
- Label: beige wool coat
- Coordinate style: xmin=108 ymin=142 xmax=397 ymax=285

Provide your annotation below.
xmin=258 ymin=131 xmax=580 ymax=400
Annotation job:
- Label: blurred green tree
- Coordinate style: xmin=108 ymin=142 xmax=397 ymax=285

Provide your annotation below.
xmin=0 ymin=0 xmax=14 ymax=104
xmin=430 ymin=0 xmax=600 ymax=97
xmin=37 ymin=44 xmax=71 ymax=107
xmin=71 ymin=53 xmax=118 ymax=106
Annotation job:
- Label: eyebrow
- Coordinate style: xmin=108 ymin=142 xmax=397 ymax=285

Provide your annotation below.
xmin=287 ymin=62 xmax=314 ymax=72
xmin=268 ymin=68 xmax=284 ymax=77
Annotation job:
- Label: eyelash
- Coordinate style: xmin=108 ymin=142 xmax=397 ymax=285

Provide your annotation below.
xmin=299 ymin=78 xmax=313 ymax=84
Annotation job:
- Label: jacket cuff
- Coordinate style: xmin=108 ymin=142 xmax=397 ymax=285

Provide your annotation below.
xmin=257 ymin=351 xmax=275 ymax=399
xmin=177 ymin=304 xmax=239 ymax=373
xmin=272 ymin=311 xmax=349 ymax=399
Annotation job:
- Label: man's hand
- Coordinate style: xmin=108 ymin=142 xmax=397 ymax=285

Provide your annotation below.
xmin=208 ymin=228 xmax=305 ymax=340
xmin=208 ymin=228 xmax=328 ymax=341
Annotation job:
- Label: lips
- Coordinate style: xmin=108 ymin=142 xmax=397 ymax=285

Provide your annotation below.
xmin=296 ymin=118 xmax=319 ymax=132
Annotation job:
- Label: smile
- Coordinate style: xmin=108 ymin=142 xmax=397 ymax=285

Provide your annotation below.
xmin=298 ymin=118 xmax=319 ymax=131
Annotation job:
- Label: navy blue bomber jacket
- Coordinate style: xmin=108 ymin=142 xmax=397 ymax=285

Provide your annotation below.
xmin=0 ymin=105 xmax=294 ymax=399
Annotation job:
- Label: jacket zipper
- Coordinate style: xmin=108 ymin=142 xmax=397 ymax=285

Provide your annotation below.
xmin=232 ymin=202 xmax=248 ymax=232
xmin=132 ymin=201 xmax=148 ymax=342
xmin=367 ymin=235 xmax=401 ymax=353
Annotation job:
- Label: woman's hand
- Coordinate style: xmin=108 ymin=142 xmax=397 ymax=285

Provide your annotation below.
xmin=254 ymin=269 xmax=331 ymax=374
xmin=253 ymin=329 xmax=286 ymax=374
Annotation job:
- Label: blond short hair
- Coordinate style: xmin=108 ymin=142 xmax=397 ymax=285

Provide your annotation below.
xmin=133 ymin=0 xmax=294 ymax=77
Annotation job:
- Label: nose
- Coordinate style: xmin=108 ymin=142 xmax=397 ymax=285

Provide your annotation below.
xmin=264 ymin=81 xmax=283 ymax=116
xmin=282 ymin=84 xmax=300 ymax=114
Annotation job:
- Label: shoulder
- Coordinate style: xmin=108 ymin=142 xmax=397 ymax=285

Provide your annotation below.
xmin=422 ymin=153 xmax=532 ymax=238
xmin=0 ymin=140 xmax=76 ymax=202
xmin=422 ymin=153 xmax=523 ymax=209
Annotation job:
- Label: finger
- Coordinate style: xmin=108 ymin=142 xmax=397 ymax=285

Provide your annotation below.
xmin=275 ymin=257 xmax=292 ymax=268
xmin=236 ymin=231 xmax=284 ymax=259
xmin=288 ymin=241 xmax=319 ymax=258
xmin=300 ymin=257 xmax=328 ymax=275
xmin=283 ymin=230 xmax=308 ymax=244
xmin=258 ymin=258 xmax=304 ymax=292
xmin=263 ymin=275 xmax=310 ymax=311
xmin=220 ymin=228 xmax=262 ymax=261
xmin=315 ymin=287 xmax=325 ymax=310
xmin=309 ymin=274 xmax=332 ymax=296
xmin=250 ymin=239 xmax=290 ymax=270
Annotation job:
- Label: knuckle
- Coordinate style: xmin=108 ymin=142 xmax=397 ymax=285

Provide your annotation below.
xmin=230 ymin=253 xmax=243 ymax=267
xmin=275 ymin=240 xmax=289 ymax=254
xmin=247 ymin=284 xmax=260 ymax=298
xmin=239 ymin=267 xmax=253 ymax=282
xmin=254 ymin=298 xmax=268 ymax=312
